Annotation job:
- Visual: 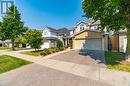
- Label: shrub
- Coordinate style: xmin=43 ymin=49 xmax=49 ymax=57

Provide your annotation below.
xmin=40 ymin=47 xmax=64 ymax=56
xmin=56 ymin=40 xmax=63 ymax=49
xmin=43 ymin=48 xmax=51 ymax=54
xmin=59 ymin=47 xmax=64 ymax=51
xmin=48 ymin=48 xmax=56 ymax=53
xmin=40 ymin=51 xmax=47 ymax=56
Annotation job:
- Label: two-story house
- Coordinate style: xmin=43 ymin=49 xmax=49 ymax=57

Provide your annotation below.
xmin=70 ymin=20 xmax=100 ymax=36
xmin=70 ymin=20 xmax=127 ymax=53
xmin=41 ymin=26 xmax=69 ymax=49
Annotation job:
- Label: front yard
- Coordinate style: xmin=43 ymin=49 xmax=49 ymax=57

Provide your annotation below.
xmin=0 ymin=55 xmax=32 ymax=74
xmin=105 ymin=52 xmax=130 ymax=72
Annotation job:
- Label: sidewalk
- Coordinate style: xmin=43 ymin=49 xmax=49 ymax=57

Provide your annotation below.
xmin=1 ymin=50 xmax=130 ymax=86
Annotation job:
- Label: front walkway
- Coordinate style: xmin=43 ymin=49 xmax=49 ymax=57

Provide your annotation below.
xmin=0 ymin=50 xmax=130 ymax=86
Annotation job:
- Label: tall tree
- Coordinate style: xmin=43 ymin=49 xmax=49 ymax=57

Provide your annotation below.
xmin=25 ymin=30 xmax=43 ymax=51
xmin=82 ymin=0 xmax=130 ymax=58
xmin=1 ymin=5 xmax=27 ymax=50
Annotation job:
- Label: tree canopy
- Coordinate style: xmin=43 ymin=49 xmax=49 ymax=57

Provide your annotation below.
xmin=82 ymin=0 xmax=130 ymax=31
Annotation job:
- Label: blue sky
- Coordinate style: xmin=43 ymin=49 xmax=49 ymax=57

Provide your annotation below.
xmin=1 ymin=0 xmax=87 ymax=29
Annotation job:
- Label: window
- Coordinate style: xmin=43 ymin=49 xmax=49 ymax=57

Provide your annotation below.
xmin=80 ymin=24 xmax=85 ymax=31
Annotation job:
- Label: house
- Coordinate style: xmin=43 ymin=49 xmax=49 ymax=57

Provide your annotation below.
xmin=41 ymin=26 xmax=69 ymax=49
xmin=70 ymin=20 xmax=127 ymax=53
xmin=0 ymin=40 xmax=12 ymax=47
xmin=70 ymin=20 xmax=100 ymax=36
xmin=70 ymin=20 xmax=107 ymax=51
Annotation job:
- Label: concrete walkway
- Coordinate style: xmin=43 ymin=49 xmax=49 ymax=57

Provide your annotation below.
xmin=0 ymin=50 xmax=130 ymax=86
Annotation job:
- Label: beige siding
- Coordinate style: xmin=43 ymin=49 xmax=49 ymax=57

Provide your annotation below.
xmin=74 ymin=31 xmax=102 ymax=40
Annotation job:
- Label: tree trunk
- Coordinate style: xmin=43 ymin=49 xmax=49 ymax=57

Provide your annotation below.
xmin=12 ymin=39 xmax=15 ymax=50
xmin=126 ymin=29 xmax=130 ymax=58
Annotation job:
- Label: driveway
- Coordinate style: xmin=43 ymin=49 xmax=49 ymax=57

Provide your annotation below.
xmin=0 ymin=64 xmax=112 ymax=86
xmin=0 ymin=50 xmax=130 ymax=86
xmin=50 ymin=50 xmax=106 ymax=68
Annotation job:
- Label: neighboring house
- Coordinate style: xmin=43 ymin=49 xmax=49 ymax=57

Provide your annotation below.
xmin=0 ymin=40 xmax=12 ymax=47
xmin=70 ymin=20 xmax=127 ymax=53
xmin=41 ymin=26 xmax=69 ymax=49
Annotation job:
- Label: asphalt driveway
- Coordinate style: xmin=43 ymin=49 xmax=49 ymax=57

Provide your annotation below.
xmin=0 ymin=64 xmax=112 ymax=86
xmin=50 ymin=50 xmax=106 ymax=68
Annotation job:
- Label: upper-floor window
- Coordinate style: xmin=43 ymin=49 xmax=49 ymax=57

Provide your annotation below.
xmin=80 ymin=24 xmax=85 ymax=31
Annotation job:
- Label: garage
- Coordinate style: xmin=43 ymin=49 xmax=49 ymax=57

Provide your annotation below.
xmin=72 ymin=30 xmax=108 ymax=51
xmin=75 ymin=38 xmax=102 ymax=50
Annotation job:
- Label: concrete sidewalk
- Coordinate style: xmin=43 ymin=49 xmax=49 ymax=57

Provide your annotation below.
xmin=0 ymin=64 xmax=113 ymax=86
xmin=0 ymin=50 xmax=130 ymax=86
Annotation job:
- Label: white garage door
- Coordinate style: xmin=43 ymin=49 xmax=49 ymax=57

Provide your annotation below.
xmin=41 ymin=41 xmax=50 ymax=49
xmin=75 ymin=39 xmax=102 ymax=50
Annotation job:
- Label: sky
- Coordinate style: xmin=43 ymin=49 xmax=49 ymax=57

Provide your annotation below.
xmin=0 ymin=0 xmax=87 ymax=29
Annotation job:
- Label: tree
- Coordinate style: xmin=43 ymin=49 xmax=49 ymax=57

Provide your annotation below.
xmin=82 ymin=0 xmax=130 ymax=58
xmin=1 ymin=5 xmax=27 ymax=50
xmin=14 ymin=35 xmax=27 ymax=47
xmin=25 ymin=30 xmax=43 ymax=51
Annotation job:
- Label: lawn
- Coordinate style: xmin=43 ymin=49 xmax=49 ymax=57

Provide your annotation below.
xmin=0 ymin=55 xmax=32 ymax=74
xmin=105 ymin=52 xmax=130 ymax=72
xmin=0 ymin=47 xmax=12 ymax=50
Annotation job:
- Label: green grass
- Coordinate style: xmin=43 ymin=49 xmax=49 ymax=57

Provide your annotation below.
xmin=0 ymin=55 xmax=32 ymax=74
xmin=0 ymin=47 xmax=12 ymax=50
xmin=105 ymin=52 xmax=130 ymax=72
xmin=21 ymin=50 xmax=43 ymax=56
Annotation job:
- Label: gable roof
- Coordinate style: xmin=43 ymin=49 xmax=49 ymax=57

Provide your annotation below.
xmin=57 ymin=28 xmax=70 ymax=36
xmin=45 ymin=26 xmax=58 ymax=32
xmin=43 ymin=26 xmax=70 ymax=36
xmin=74 ymin=21 xmax=87 ymax=27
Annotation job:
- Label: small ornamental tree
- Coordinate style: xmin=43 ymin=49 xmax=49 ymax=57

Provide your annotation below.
xmin=25 ymin=30 xmax=43 ymax=51
xmin=1 ymin=5 xmax=27 ymax=50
